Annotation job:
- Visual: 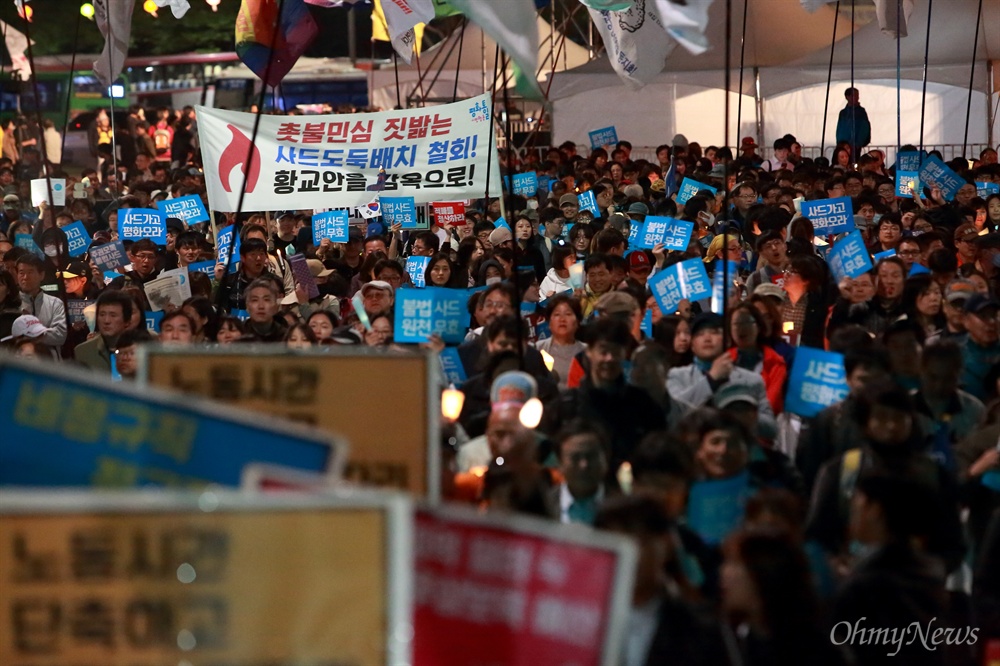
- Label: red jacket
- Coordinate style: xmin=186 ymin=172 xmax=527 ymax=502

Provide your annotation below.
xmin=728 ymin=346 xmax=787 ymax=415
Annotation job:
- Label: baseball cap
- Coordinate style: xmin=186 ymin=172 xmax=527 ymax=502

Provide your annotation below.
xmin=366 ymin=221 xmax=386 ymax=237
xmin=944 ymin=279 xmax=976 ymax=304
xmin=165 ymin=217 xmax=185 ymax=234
xmin=361 ymin=280 xmax=393 ymax=296
xmin=595 ymin=290 xmax=639 ymax=316
xmin=489 ymin=226 xmax=513 ymax=246
xmin=60 ymin=260 xmax=91 ymax=279
xmin=964 ymin=293 xmax=999 ymax=315
xmin=690 ymin=312 xmax=724 ymax=336
xmin=714 ymin=383 xmax=759 ymax=410
xmin=490 ymin=370 xmax=538 ymax=407
xmin=649 ymin=179 xmax=666 ymax=194
xmin=559 ymin=194 xmax=579 ymax=208
xmin=753 ymin=283 xmax=786 ymax=301
xmin=1 ymin=315 xmax=48 ymax=342
xmin=628 ymin=251 xmax=651 ymax=271
xmin=954 ymin=224 xmax=978 ymax=243
xmin=741 ymin=137 xmax=758 ymax=148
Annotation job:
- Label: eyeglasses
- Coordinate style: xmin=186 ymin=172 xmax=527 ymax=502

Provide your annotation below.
xmin=483 ymin=300 xmax=510 ymax=310
xmin=133 ymin=253 xmax=156 ymax=261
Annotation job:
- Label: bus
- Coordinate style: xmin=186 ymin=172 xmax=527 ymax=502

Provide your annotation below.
xmin=213 ymin=57 xmax=369 ymax=113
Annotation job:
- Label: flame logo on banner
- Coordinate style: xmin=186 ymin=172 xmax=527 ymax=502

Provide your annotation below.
xmin=219 ymin=124 xmax=260 ymax=194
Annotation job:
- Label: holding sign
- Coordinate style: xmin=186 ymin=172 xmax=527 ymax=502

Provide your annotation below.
xmin=588 ymin=125 xmax=618 ymax=149
xmin=512 ymin=172 xmax=538 ymax=197
xmin=394 ymin=287 xmax=469 ymax=344
xmin=120 ymin=208 xmax=167 ymax=244
xmin=313 ymin=210 xmax=350 ymax=243
xmin=157 ymin=194 xmax=210 ymax=223
xmin=895 ymin=171 xmax=920 ymax=198
xmin=89 ymin=241 xmax=129 ymax=272
xmin=578 ymin=190 xmax=599 ymax=216
xmin=382 ymin=196 xmax=417 ymax=228
xmin=828 ymin=230 xmax=873 ymax=282
xmin=649 ymin=258 xmax=711 ymax=314
xmin=676 ymin=177 xmax=717 ymax=205
xmin=406 ymin=256 xmax=431 ymax=288
xmin=433 ymin=201 xmax=466 ymax=226
xmin=61 ymin=221 xmax=91 ymax=257
xmin=30 ymin=178 xmax=66 ymax=206
xmin=638 ymin=216 xmax=693 ymax=250
xmin=785 ymin=346 xmax=849 ymax=418
xmin=919 ymin=155 xmax=964 ymax=201
xmin=800 ymin=196 xmax=854 ymax=235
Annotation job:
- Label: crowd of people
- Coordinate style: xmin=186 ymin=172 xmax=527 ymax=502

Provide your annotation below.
xmin=1 ymin=94 xmax=1000 ymax=665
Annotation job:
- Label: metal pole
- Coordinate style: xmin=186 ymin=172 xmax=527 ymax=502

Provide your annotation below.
xmin=722 ymin=0 xmax=732 ymax=346
xmin=483 ymin=44 xmax=501 ymax=201
xmin=919 ymin=0 xmax=932 ymax=151
xmin=821 ymin=0 xmax=841 ymax=159
xmin=735 ymin=0 xmax=748 ymax=147
xmin=850 ymin=0 xmax=856 ymax=162
xmin=21 ymin=15 xmax=54 ymax=209
xmin=453 ymin=17 xmax=467 ymax=102
xmin=348 ymin=8 xmax=357 ymax=66
xmin=61 ymin=10 xmax=83 ymax=164
xmin=963 ymin=0 xmax=984 ymax=158
xmin=896 ymin=0 xmax=901 ymax=151
xmin=392 ymin=51 xmax=402 ymax=109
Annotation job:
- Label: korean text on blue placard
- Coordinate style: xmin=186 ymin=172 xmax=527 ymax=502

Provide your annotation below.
xmin=977 ymin=181 xmax=1000 ymax=197
xmin=312 ymin=210 xmax=350 ymax=244
xmin=896 ymin=151 xmax=922 ymax=172
xmin=578 ymin=190 xmax=599 ymax=216
xmin=628 ymin=222 xmax=641 ymax=247
xmin=800 ymin=196 xmax=854 ymax=235
xmin=711 ymin=261 xmax=739 ymax=315
xmin=649 ymin=258 xmax=710 ymax=314
xmin=394 ymin=287 xmax=469 ymax=344
xmin=512 ymin=172 xmax=539 ymax=197
xmin=439 ymin=347 xmax=468 ymax=386
xmin=895 ymin=172 xmax=920 ymax=198
xmin=588 ymin=126 xmax=618 ymax=149
xmin=828 ymin=230 xmax=873 ymax=282
xmin=639 ymin=216 xmax=693 ymax=250
xmin=15 ymin=234 xmax=42 ymax=258
xmin=785 ymin=346 xmax=850 ymax=418
xmin=381 ymin=196 xmax=417 ymax=229
xmin=89 ymin=241 xmax=129 ymax=272
xmin=406 ymin=256 xmax=431 ymax=288
xmin=144 ymin=311 xmax=164 ymax=334
xmin=919 ymin=155 xmax=964 ymax=201
xmin=156 ymin=194 xmax=209 ymax=224
xmin=62 ymin=221 xmax=91 ymax=257
xmin=187 ymin=260 xmax=216 ymax=276
xmin=677 ymin=178 xmax=717 ymax=205
xmin=215 ymin=225 xmax=241 ymax=274
xmin=121 ymin=208 xmax=167 ymax=244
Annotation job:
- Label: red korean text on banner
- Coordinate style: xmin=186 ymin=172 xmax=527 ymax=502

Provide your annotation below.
xmin=432 ymin=201 xmax=466 ymax=226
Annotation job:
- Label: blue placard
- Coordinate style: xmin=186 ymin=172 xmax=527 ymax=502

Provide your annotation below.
xmin=381 ymin=196 xmax=418 ymax=229
xmin=216 ymin=225 xmax=241 ymax=274
xmin=588 ymin=126 xmax=618 ymax=149
xmin=394 ymin=287 xmax=470 ymax=344
xmin=711 ymin=261 xmax=740 ymax=315
xmin=649 ymin=258 xmax=711 ymax=314
xmin=676 ymin=177 xmax=717 ymax=205
xmin=919 ymin=155 xmax=964 ymax=201
xmin=232 ymin=309 xmax=251 ymax=322
xmin=785 ymin=346 xmax=850 ymax=418
xmin=909 ymin=262 xmax=931 ymax=276
xmin=144 ymin=310 xmax=164 ymax=333
xmin=187 ymin=260 xmax=216 ymax=276
xmin=156 ymin=194 xmax=209 ymax=224
xmin=312 ymin=210 xmax=350 ymax=244
xmin=896 ymin=151 xmax=922 ymax=172
xmin=537 ymin=175 xmax=553 ymax=195
xmin=0 ymin=359 xmax=334 ymax=488
xmin=62 ymin=221 xmax=92 ymax=257
xmin=628 ymin=222 xmax=641 ymax=247
xmin=828 ymin=230 xmax=873 ymax=282
xmin=14 ymin=234 xmax=43 ymax=258
xmin=640 ymin=308 xmax=652 ymax=338
xmin=494 ymin=217 xmax=511 ymax=231
xmin=873 ymin=249 xmax=896 ymax=262
xmin=120 ymin=208 xmax=167 ymax=245
xmin=800 ymin=196 xmax=854 ymax=235
xmin=895 ymin=171 xmax=920 ymax=198
xmin=439 ymin=347 xmax=468 ymax=385
xmin=406 ymin=256 xmax=431 ymax=288
xmin=638 ymin=216 xmax=693 ymax=250
xmin=578 ymin=190 xmax=599 ymax=216
xmin=89 ymin=241 xmax=129 ymax=272
xmin=977 ymin=181 xmax=1000 ymax=198
xmin=66 ymin=299 xmax=94 ymax=326
xmin=686 ymin=471 xmax=750 ymax=546
xmin=512 ymin=172 xmax=538 ymax=197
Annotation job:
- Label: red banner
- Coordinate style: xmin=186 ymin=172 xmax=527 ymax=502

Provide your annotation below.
xmin=413 ymin=508 xmax=634 ymax=666
xmin=432 ymin=201 xmax=466 ymax=226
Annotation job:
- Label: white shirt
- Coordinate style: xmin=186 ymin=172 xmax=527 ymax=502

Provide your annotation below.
xmin=623 ymin=597 xmax=663 ymax=666
xmin=558 ymin=483 xmax=604 ymax=524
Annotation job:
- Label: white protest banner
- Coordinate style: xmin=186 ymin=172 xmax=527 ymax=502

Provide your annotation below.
xmin=198 ymin=93 xmax=502 ymax=212
xmin=30 ymin=178 xmax=66 ymax=207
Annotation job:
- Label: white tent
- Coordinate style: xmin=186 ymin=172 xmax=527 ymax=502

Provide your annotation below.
xmin=545 ymin=0 xmax=1000 ymax=158
xmin=368 ymin=16 xmax=591 ymax=110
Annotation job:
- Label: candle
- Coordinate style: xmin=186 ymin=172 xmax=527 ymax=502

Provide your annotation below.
xmin=441 ymin=387 xmax=465 ymax=422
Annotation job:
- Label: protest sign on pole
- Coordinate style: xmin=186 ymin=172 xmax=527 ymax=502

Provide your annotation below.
xmin=140 ymin=346 xmax=441 ymax=501
xmin=799 ymin=196 xmax=854 ymax=235
xmin=120 ymin=208 xmax=168 ymax=244
xmin=198 ymin=93 xmax=502 ymax=212
xmin=412 ymin=505 xmax=636 ymax=666
xmin=0 ymin=356 xmax=342 ymax=488
xmin=156 ymin=193 xmax=211 ymax=223
xmin=676 ymin=177 xmax=717 ymax=205
xmin=827 ymin=230 xmax=873 ymax=282
xmin=61 ymin=221 xmax=92 ymax=257
xmin=432 ymin=201 xmax=466 ymax=226
xmin=784 ymin=346 xmax=850 ymax=418
xmin=588 ymin=126 xmax=618 ymax=149
xmin=382 ymin=196 xmax=418 ymax=228
xmin=0 ymin=488 xmax=413 ymax=666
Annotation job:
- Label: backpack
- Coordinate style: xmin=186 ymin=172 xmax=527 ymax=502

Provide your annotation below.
xmin=153 ymin=127 xmax=171 ymax=155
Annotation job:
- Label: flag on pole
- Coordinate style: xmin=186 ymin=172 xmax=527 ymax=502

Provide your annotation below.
xmin=93 ymin=0 xmax=136 ymax=89
xmin=445 ymin=0 xmax=543 ymax=100
xmin=658 ymin=0 xmax=713 ymax=55
xmin=235 ymin=0 xmax=320 ymax=88
xmin=154 ymin=0 xmax=191 ymax=18
xmin=578 ymin=0 xmax=634 ymax=11
xmin=372 ymin=0 xmax=432 ymax=65
xmin=0 ymin=20 xmax=33 ymax=79
xmin=588 ymin=1 xmax=676 ymax=89
xmin=873 ymin=0 xmax=915 ymax=38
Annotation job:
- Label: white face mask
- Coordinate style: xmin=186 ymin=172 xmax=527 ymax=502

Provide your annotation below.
xmin=526 ymin=199 xmax=539 ymax=210
xmin=485 ymin=276 xmax=502 ymax=286
xmin=44 ymin=245 xmax=58 ymax=257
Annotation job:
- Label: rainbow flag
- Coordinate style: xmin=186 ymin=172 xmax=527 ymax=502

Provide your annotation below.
xmin=235 ymin=0 xmax=319 ymax=88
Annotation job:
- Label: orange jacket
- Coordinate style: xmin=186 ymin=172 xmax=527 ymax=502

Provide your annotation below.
xmin=728 ymin=346 xmax=788 ymax=415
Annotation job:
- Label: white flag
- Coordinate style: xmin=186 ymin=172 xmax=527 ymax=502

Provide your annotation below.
xmin=658 ymin=0 xmax=713 ymax=55
xmin=0 ymin=19 xmax=32 ymax=79
xmin=873 ymin=0 xmax=915 ymax=38
xmin=589 ymin=1 xmax=677 ymax=89
xmin=154 ymin=0 xmax=191 ymax=19
xmin=380 ymin=0 xmax=433 ymax=63
xmin=93 ymin=0 xmax=136 ymax=89
xmin=446 ymin=0 xmax=542 ymax=99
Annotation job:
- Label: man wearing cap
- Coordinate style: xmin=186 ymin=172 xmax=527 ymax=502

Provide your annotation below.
xmin=941 ymin=279 xmax=975 ymax=342
xmin=960 ymin=294 xmax=1000 ymax=401
xmin=1 ymin=315 xmax=56 ymax=356
xmin=954 ymin=225 xmax=979 ymax=267
xmin=746 ymin=232 xmax=788 ymax=293
xmin=738 ymin=137 xmax=763 ymax=167
xmin=559 ymin=194 xmax=580 ymax=223
xmin=626 ymin=251 xmax=653 ymax=291
xmin=75 ymin=291 xmax=133 ymax=372
xmin=488 ymin=225 xmax=514 ymax=252
xmin=667 ymin=313 xmax=776 ymax=438
xmin=15 ymin=254 xmax=66 ymax=355
xmin=2 ymin=194 xmax=21 ymax=234
xmin=359 ymin=280 xmax=394 ymax=321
